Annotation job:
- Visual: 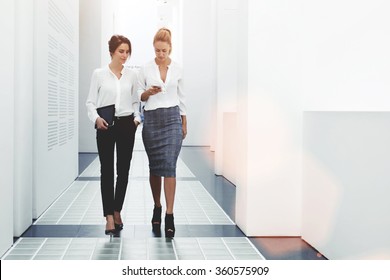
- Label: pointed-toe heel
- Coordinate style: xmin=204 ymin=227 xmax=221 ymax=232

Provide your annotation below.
xmin=151 ymin=206 xmax=162 ymax=232
xmin=165 ymin=213 xmax=175 ymax=238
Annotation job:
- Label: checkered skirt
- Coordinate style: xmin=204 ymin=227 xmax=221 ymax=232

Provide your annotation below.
xmin=142 ymin=106 xmax=183 ymax=177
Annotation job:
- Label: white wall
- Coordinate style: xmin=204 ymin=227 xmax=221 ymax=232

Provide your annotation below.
xmin=233 ymin=0 xmax=390 ymax=246
xmin=303 ymin=112 xmax=390 ymax=259
xmin=232 ymin=0 xmax=390 ymax=257
xmin=112 ymin=0 xmax=180 ymax=67
xmin=79 ymin=0 xmax=102 ymax=152
xmin=222 ymin=112 xmax=237 ymax=185
xmin=181 ymin=0 xmax=215 ymax=146
xmin=235 ymin=0 xmax=302 ymax=236
xmin=300 ymin=0 xmax=390 ymax=259
xmin=13 ymin=0 xmax=34 ymax=237
xmin=214 ymin=0 xmax=238 ymax=175
xmin=301 ymin=0 xmax=390 ymax=111
xmin=0 ymin=0 xmax=15 ymax=257
xmin=33 ymin=0 xmax=79 ymax=218
xmin=235 ymin=0 xmax=249 ymax=232
xmin=100 ymin=0 xmax=115 ymax=67
xmin=0 ymin=0 xmax=80 ymax=257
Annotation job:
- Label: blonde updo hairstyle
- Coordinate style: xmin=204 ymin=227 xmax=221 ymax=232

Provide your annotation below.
xmin=153 ymin=28 xmax=172 ymax=54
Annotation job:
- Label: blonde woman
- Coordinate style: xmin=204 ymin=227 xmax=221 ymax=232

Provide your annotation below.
xmin=138 ymin=28 xmax=187 ymax=237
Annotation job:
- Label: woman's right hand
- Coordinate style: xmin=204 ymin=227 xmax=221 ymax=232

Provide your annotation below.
xmin=141 ymin=86 xmax=162 ymax=101
xmin=150 ymin=85 xmax=162 ymax=94
xmin=96 ymin=117 xmax=108 ymax=130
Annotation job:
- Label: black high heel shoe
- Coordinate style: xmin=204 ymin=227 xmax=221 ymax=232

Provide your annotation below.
xmin=165 ymin=213 xmax=175 ymax=238
xmin=105 ymin=217 xmax=116 ymax=236
xmin=151 ymin=205 xmax=162 ymax=232
xmin=105 ymin=229 xmax=116 ymax=236
xmin=114 ymin=212 xmax=123 ymax=231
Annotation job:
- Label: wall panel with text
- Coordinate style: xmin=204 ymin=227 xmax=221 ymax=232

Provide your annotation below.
xmin=33 ymin=0 xmax=79 ymax=218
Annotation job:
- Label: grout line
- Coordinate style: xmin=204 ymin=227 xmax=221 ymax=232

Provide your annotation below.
xmin=34 ymin=181 xmax=87 ymax=224
xmin=221 ymin=238 xmax=236 ymax=260
xmin=118 ymin=238 xmax=123 ymax=260
xmin=79 ymin=182 xmax=100 ymax=224
xmin=89 ymin=238 xmax=98 ymax=260
xmin=55 ymin=181 xmax=89 ymax=224
xmin=31 ymin=238 xmax=48 ymax=260
xmin=171 ymin=238 xmax=179 ymax=260
xmin=89 ymin=238 xmax=99 ymax=260
xmin=196 ymin=238 xmax=207 ymax=260
xmin=146 ymin=238 xmax=150 ymax=260
xmin=186 ymin=182 xmax=213 ymax=224
xmin=192 ymin=181 xmax=235 ymax=225
xmin=60 ymin=238 xmax=72 ymax=260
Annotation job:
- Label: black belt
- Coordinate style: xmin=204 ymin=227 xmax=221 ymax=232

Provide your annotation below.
xmin=115 ymin=114 xmax=133 ymax=120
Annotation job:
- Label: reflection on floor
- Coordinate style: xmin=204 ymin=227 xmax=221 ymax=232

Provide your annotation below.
xmin=6 ymin=237 xmax=262 ymax=260
xmin=1 ymin=130 xmax=326 ymax=260
xmin=34 ymin=178 xmax=233 ymax=226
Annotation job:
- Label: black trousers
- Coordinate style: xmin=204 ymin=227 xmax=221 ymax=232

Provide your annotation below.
xmin=96 ymin=115 xmax=137 ymax=217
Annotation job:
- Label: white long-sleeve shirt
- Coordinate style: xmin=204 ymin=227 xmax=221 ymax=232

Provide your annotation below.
xmin=86 ymin=65 xmax=141 ymax=123
xmin=137 ymin=60 xmax=186 ymax=115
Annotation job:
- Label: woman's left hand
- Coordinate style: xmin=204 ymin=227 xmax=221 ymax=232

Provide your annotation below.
xmin=181 ymin=115 xmax=187 ymax=139
xmin=182 ymin=124 xmax=187 ymax=139
xmin=134 ymin=120 xmax=140 ymax=127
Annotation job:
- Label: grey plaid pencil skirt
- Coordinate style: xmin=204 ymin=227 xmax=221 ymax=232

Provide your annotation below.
xmin=142 ymin=106 xmax=183 ymax=177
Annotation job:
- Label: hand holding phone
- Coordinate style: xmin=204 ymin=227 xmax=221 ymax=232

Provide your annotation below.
xmin=150 ymin=85 xmax=162 ymax=94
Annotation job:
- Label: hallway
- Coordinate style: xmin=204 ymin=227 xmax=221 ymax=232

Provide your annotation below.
xmin=1 ymin=129 xmax=323 ymax=260
xmin=1 ymin=129 xmax=263 ymax=260
xmin=2 ymin=0 xmax=390 ymax=265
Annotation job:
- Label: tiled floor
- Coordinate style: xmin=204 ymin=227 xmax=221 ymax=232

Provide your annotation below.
xmin=5 ymin=237 xmax=263 ymax=260
xmin=1 ymin=128 xmax=325 ymax=260
xmin=1 ymin=129 xmax=266 ymax=260
xmin=34 ymin=179 xmax=233 ymax=226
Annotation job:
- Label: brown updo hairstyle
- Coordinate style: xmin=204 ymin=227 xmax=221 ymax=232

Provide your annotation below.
xmin=153 ymin=28 xmax=172 ymax=54
xmin=108 ymin=35 xmax=132 ymax=57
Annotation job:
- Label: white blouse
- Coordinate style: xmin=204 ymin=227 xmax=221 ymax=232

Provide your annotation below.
xmin=137 ymin=60 xmax=186 ymax=115
xmin=86 ymin=65 xmax=141 ymax=123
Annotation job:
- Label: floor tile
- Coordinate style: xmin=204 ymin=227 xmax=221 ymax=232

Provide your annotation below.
xmin=1 ymin=237 xmax=264 ymax=260
xmin=1 ymin=140 xmax=323 ymax=260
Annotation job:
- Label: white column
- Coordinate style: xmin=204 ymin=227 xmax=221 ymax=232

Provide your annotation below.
xmin=181 ymin=0 xmax=215 ymax=146
xmin=235 ymin=0 xmax=302 ymax=236
xmin=79 ymin=0 xmax=102 ymax=152
xmin=13 ymin=0 xmax=34 ymax=237
xmin=214 ymin=0 xmax=239 ymax=176
xmin=0 ymin=0 xmax=15 ymax=256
